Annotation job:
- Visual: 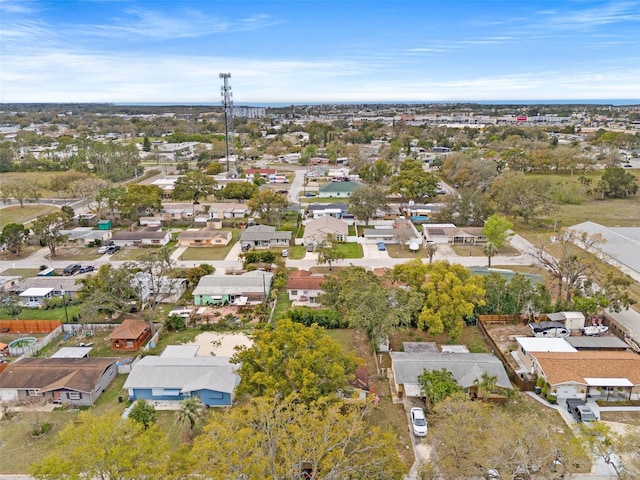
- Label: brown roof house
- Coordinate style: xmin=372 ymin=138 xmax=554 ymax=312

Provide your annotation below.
xmin=286 ymin=270 xmax=325 ymax=306
xmin=0 ymin=357 xmax=118 ymax=406
xmin=108 ymin=318 xmax=152 ymax=351
xmin=303 ymin=216 xmax=349 ymax=247
xmin=530 ymin=350 xmax=640 ymax=401
xmin=177 ymin=227 xmax=232 ymax=247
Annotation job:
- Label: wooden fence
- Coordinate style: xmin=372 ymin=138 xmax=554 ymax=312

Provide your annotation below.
xmin=0 ymin=320 xmax=62 ymax=333
xmin=477 ymin=318 xmax=537 ymax=392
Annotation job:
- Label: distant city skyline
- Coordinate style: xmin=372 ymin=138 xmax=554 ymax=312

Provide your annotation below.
xmin=1 ymin=0 xmax=639 ymax=104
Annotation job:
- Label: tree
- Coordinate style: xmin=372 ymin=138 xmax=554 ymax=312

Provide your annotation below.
xmin=435 ymin=188 xmax=492 ymax=227
xmin=430 ymin=396 xmax=584 ymax=479
xmin=490 ymin=172 xmax=554 ymax=224
xmin=128 ymin=399 xmax=157 ymax=430
xmin=477 ymin=272 xmax=546 ymax=316
xmin=473 ymin=372 xmax=499 ymax=399
xmin=482 ymin=214 xmax=513 ymax=249
xmin=3 ymin=179 xmax=33 ymax=208
xmin=30 ymin=411 xmax=169 ymax=480
xmin=577 ymin=422 xmax=640 ymax=479
xmin=119 ymin=184 xmax=163 ymax=221
xmin=320 ymin=266 xmax=421 ymax=347
xmin=171 ymin=170 xmax=217 ymax=204
xmin=222 ymin=181 xmax=258 ymax=201
xmin=177 ymin=397 xmax=206 ymax=439
xmin=188 ymin=395 xmax=406 ymax=480
xmin=315 ymin=234 xmax=346 ymax=271
xmin=1 ymin=291 xmax=22 ymax=319
xmin=347 ymin=184 xmax=388 ymax=226
xmin=32 ymin=211 xmax=72 ymax=257
xmin=231 ymin=318 xmax=359 ymax=403
xmin=601 ymin=166 xmax=638 ymax=198
xmin=95 ymin=186 xmax=126 ymax=220
xmin=77 ymin=264 xmax=140 ymax=320
xmin=389 ymin=159 xmax=438 ymax=200
xmin=483 ymin=241 xmax=499 ymax=268
xmin=0 ymin=223 xmax=27 ymax=255
xmin=425 ymin=242 xmax=437 ymax=264
xmin=142 ymin=136 xmax=152 ymax=152
xmin=418 ymin=369 xmax=463 ymax=407
xmin=414 ymin=261 xmax=485 ymax=341
xmin=533 ymin=229 xmax=605 ymax=304
xmin=247 ymin=189 xmax=290 ymax=225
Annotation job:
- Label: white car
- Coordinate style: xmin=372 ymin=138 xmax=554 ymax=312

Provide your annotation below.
xmin=410 ymin=407 xmax=428 ymax=437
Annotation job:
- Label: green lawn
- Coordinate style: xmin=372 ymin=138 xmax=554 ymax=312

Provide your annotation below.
xmin=51 ymin=247 xmax=102 ymax=261
xmin=336 ymin=242 xmax=363 ymax=258
xmin=273 ymin=291 xmax=293 ymax=320
xmin=450 ymin=244 xmax=521 ymax=257
xmin=0 ymin=205 xmax=59 ymax=229
xmin=289 ymin=245 xmax=307 ymax=259
xmin=387 ymin=245 xmax=428 ymax=259
xmin=112 ymin=243 xmax=178 ymax=261
xmin=179 ymin=229 xmax=240 ymax=261
xmin=0 ymin=305 xmax=81 ymax=321
xmin=0 ymin=268 xmax=41 ymax=277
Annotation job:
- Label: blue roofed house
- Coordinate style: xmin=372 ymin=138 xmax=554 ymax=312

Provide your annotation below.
xmin=192 ymin=271 xmax=274 ymax=306
xmin=122 ymin=345 xmax=240 ymax=407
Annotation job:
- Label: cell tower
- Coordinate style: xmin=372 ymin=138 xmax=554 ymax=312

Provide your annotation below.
xmin=219 ymin=73 xmax=234 ymax=173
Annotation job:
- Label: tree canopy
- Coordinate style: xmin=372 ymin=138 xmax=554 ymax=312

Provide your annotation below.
xmin=170 ymin=171 xmax=217 ymax=203
xmin=347 ymin=184 xmax=388 ymax=226
xmin=231 ymin=318 xmax=360 ymax=404
xmin=389 ymin=159 xmax=438 ymax=200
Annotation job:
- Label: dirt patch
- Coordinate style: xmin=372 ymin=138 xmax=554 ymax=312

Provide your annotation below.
xmin=184 ymin=332 xmax=253 ymax=357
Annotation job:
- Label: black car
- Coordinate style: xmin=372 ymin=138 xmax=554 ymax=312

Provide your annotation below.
xmin=106 ymin=245 xmax=121 ymax=254
xmin=63 ymin=264 xmax=81 ymax=276
xmin=78 ymin=265 xmax=95 ymax=274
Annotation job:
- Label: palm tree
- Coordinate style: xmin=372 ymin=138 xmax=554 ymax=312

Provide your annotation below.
xmin=474 ymin=372 xmax=498 ymax=399
xmin=178 ymin=397 xmax=205 ymax=439
xmin=425 ymin=243 xmax=438 ymax=264
xmin=483 ymin=241 xmax=499 ymax=268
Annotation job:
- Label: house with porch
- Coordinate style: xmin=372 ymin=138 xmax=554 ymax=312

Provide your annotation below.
xmin=529 ymin=350 xmax=640 ymax=400
xmin=303 ymin=216 xmax=349 ymax=247
xmin=18 ymin=288 xmax=55 ymax=308
xmin=286 ymin=270 xmax=325 ymax=306
xmin=8 ymin=277 xmax=83 ymax=301
xmin=193 ymin=271 xmax=274 ymax=306
xmin=390 ymin=347 xmax=512 ymax=399
xmin=239 ymin=225 xmax=291 ymax=250
xmin=107 ymin=319 xmax=152 ymax=352
xmin=111 ymin=228 xmax=171 ymax=247
xmin=123 ymin=346 xmax=239 ymax=407
xmin=0 ymin=357 xmax=118 ymax=405
xmin=177 ymin=228 xmax=232 ymax=247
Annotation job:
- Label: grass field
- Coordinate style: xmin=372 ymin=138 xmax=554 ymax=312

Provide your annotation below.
xmin=450 ymin=243 xmax=521 ymax=257
xmin=336 ymin=242 xmax=363 ymax=258
xmin=0 ymin=172 xmax=80 ymax=198
xmin=288 ymin=245 xmax=307 ymax=259
xmin=0 ymin=205 xmax=59 ymax=229
xmin=179 ymin=230 xmax=240 ymax=261
xmin=0 ymin=268 xmax=41 ymax=277
xmin=387 ymin=245 xmax=428 ymax=259
xmin=51 ymin=246 xmax=102 ymax=261
xmin=0 ymin=304 xmax=81 ymax=321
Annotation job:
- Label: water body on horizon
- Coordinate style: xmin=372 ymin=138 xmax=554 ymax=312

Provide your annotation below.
xmin=114 ymin=99 xmax=640 ymax=107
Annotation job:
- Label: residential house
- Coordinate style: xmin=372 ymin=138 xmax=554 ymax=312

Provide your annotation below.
xmin=8 ymin=277 xmax=83 ymax=300
xmin=363 ymin=218 xmax=420 ymax=245
xmin=177 ymin=228 xmax=232 ymax=247
xmin=0 ymin=357 xmax=118 ymax=405
xmin=123 ymin=346 xmax=240 ymax=407
xmin=59 ymin=227 xmax=113 ymax=247
xmin=529 ymin=351 xmax=640 ymax=400
xmin=390 ymin=348 xmax=512 ymax=398
xmin=193 ymin=271 xmax=273 ymax=306
xmin=422 ymin=224 xmax=486 ymax=244
xmin=303 ymin=216 xmax=349 ymax=247
xmin=244 ymin=168 xmax=276 ymax=179
xmin=18 ymin=288 xmax=55 ymax=308
xmin=131 ymin=272 xmax=188 ymax=305
xmin=107 ymin=318 xmax=152 ymax=351
xmin=318 ymin=181 xmax=362 ymax=198
xmin=514 ymin=337 xmax=577 ymax=375
xmin=150 ymin=175 xmax=181 ymax=198
xmin=287 ymin=270 xmax=325 ymax=306
xmin=111 ymin=228 xmax=171 ymax=247
xmin=306 ymin=202 xmax=350 ymax=220
xmin=239 ymin=225 xmax=291 ymax=250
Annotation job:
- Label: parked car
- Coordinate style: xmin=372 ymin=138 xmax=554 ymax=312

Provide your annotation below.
xmin=573 ymin=404 xmax=598 ymax=423
xmin=78 ymin=265 xmax=95 ymax=273
xmin=106 ymin=245 xmax=121 ymax=255
xmin=410 ymin=407 xmax=428 ymax=437
xmin=304 ymin=192 xmax=317 ymax=197
xmin=63 ymin=264 xmax=81 ymax=276
xmin=97 ymin=245 xmax=110 ymax=254
xmin=377 ymin=242 xmax=386 ymax=251
xmin=623 ymin=163 xmax=633 ymax=168
xmin=281 ymin=249 xmax=289 ymax=257
xmin=306 ymin=244 xmax=314 ymax=252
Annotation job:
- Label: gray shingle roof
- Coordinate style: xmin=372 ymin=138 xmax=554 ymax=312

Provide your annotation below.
xmin=390 ymin=351 xmax=512 ymax=389
xmin=240 ymin=225 xmax=291 ymax=242
xmin=192 ymin=271 xmax=274 ymax=296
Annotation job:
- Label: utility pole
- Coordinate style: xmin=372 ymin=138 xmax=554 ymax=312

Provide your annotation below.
xmin=219 ymin=73 xmax=233 ymax=174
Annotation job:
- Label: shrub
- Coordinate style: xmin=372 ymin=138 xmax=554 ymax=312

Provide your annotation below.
xmin=286 ymin=307 xmax=346 ymax=329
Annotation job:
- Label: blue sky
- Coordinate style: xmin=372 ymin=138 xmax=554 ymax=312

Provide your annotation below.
xmin=1 ymin=0 xmax=639 ymax=103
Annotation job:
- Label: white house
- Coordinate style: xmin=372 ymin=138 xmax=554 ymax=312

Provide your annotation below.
xmin=19 ymin=288 xmax=54 ymax=308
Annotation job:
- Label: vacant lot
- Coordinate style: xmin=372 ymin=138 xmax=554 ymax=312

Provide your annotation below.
xmin=0 ymin=205 xmax=59 ymax=229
